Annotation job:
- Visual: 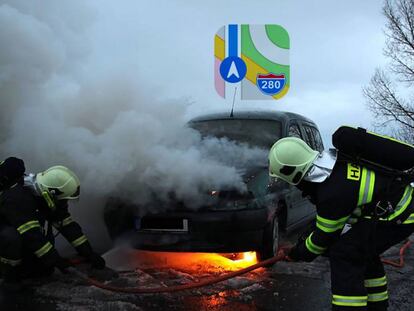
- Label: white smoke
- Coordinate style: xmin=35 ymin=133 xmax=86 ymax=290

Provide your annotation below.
xmin=0 ymin=1 xmax=267 ymax=249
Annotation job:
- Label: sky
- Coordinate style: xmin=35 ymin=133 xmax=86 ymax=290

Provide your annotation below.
xmin=88 ymin=0 xmax=388 ymax=146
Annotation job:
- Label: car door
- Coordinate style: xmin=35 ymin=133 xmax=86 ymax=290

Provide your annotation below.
xmin=301 ymin=123 xmax=324 ymax=217
xmin=283 ymin=121 xmax=312 ymax=227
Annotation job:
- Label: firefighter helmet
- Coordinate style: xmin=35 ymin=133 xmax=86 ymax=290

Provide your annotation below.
xmin=0 ymin=157 xmax=25 ymax=189
xmin=269 ymin=137 xmax=319 ymax=185
xmin=36 ymin=166 xmax=80 ymax=200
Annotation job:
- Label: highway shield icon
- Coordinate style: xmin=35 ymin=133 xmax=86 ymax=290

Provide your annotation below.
xmin=256 ymin=73 xmax=286 ymax=96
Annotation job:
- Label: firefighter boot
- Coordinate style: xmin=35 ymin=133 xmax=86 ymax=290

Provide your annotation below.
xmin=1 ymin=265 xmax=23 ymax=292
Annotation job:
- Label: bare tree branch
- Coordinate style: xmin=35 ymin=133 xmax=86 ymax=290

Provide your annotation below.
xmin=364 ymin=0 xmax=414 ymax=143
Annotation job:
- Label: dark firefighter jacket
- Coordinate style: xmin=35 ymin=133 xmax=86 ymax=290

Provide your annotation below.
xmin=0 ymin=183 xmax=94 ymax=267
xmin=292 ymin=160 xmax=414 ymax=262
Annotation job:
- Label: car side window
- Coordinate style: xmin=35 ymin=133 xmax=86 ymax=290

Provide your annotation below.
xmin=303 ymin=125 xmax=317 ymax=150
xmin=288 ymin=123 xmax=302 ymax=138
xmin=311 ymin=128 xmax=324 ymax=152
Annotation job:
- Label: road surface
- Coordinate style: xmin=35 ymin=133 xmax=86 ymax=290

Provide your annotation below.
xmin=1 ymin=241 xmax=413 ymax=311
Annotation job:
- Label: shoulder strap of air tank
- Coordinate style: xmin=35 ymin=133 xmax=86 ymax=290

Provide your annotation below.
xmin=336 ymin=150 xmax=412 ymax=180
xmin=357 ymin=167 xmax=376 ymax=206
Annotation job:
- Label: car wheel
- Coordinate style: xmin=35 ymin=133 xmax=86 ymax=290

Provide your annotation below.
xmin=257 ymin=217 xmax=279 ymax=263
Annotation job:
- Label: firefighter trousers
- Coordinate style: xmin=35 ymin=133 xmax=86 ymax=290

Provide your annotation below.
xmin=0 ymin=226 xmax=22 ymax=281
xmin=0 ymin=225 xmax=54 ymax=281
xmin=329 ymin=219 xmax=414 ymax=311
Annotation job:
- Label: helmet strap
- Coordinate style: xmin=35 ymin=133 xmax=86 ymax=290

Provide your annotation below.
xmin=42 ymin=191 xmax=56 ymax=210
xmin=30 ymin=175 xmax=44 ymax=197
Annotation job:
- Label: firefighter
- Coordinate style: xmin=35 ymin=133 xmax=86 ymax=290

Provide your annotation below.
xmin=269 ymin=137 xmax=414 ymax=311
xmin=0 ymin=158 xmax=105 ymax=290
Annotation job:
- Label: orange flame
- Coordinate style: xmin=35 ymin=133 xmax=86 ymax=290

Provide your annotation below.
xmin=225 ymin=251 xmax=257 ymax=266
xmin=115 ymin=250 xmax=259 ymax=273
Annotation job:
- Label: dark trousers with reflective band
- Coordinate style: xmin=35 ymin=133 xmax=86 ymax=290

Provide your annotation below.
xmin=0 ymin=225 xmax=22 ymax=281
xmin=329 ymin=220 xmax=414 ymax=311
xmin=0 ymin=225 xmax=57 ymax=280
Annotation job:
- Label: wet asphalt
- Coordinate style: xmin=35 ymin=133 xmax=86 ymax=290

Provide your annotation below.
xmin=1 ymin=241 xmax=414 ymax=310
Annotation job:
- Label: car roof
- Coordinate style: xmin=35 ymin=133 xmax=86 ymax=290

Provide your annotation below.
xmin=188 ymin=110 xmax=316 ymax=125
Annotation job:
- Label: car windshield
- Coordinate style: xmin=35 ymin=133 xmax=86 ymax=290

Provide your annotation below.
xmin=190 ymin=119 xmax=282 ymax=149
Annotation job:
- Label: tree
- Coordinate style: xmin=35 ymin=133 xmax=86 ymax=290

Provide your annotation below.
xmin=364 ymin=0 xmax=414 ymax=143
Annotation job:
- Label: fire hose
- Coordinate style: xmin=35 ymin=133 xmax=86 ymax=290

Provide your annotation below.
xmin=381 ymin=240 xmax=412 ymax=268
xmin=68 ymin=253 xmax=286 ymax=294
xmin=67 ymin=241 xmax=411 ymax=294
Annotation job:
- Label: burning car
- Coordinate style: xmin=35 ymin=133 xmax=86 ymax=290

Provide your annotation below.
xmin=104 ymin=111 xmax=324 ymax=260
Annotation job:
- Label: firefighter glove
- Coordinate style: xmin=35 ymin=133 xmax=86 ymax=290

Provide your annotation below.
xmin=286 ymin=245 xmax=300 ymax=262
xmin=87 ymin=253 xmax=106 ymax=270
xmin=55 ymin=257 xmax=72 ymax=274
xmin=288 ymin=240 xmax=318 ymax=262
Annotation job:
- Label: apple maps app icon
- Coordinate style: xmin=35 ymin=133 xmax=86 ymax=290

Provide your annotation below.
xmin=214 ymin=24 xmax=290 ymax=100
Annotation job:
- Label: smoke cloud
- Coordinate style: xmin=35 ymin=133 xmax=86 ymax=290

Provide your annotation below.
xmin=0 ymin=1 xmax=267 ymax=249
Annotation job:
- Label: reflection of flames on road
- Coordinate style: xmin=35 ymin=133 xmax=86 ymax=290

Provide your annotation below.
xmin=103 ymin=248 xmax=264 ymax=310
xmin=184 ymin=290 xmax=257 ymax=311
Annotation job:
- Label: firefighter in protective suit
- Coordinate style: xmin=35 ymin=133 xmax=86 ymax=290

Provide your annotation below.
xmin=0 ymin=158 xmax=105 ymax=289
xmin=269 ymin=137 xmax=414 ymax=311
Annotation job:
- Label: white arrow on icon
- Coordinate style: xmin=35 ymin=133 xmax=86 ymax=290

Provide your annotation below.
xmin=227 ymin=61 xmax=240 ymax=79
